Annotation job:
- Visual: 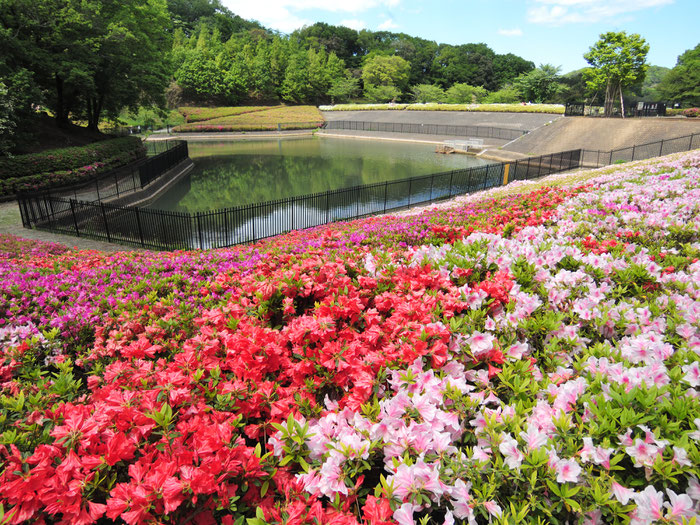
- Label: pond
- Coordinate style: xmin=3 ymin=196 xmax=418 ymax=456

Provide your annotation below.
xmin=148 ymin=136 xmax=491 ymax=213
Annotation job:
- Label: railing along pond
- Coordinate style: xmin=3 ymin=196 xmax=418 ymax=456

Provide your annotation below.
xmin=18 ymin=148 xmax=581 ymax=250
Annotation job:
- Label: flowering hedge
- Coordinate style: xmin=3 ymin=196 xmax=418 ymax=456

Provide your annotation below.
xmin=0 ymin=137 xmax=145 ymax=180
xmin=320 ymin=103 xmax=565 ymax=114
xmin=0 ymin=137 xmax=146 ymax=197
xmin=0 ymin=151 xmax=699 ymax=524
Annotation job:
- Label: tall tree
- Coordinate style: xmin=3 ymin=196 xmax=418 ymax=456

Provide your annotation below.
xmin=514 ymin=64 xmax=561 ymax=103
xmin=361 ymin=55 xmax=411 ymax=91
xmin=1 ymin=0 xmax=172 ymax=129
xmin=659 ymin=44 xmax=700 ymax=107
xmin=583 ymin=31 xmax=649 ymax=117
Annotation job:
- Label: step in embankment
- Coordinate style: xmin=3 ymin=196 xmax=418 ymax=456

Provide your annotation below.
xmin=503 ymin=117 xmax=700 ymax=156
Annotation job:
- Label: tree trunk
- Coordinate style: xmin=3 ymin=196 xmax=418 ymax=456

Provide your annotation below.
xmin=604 ymin=80 xmax=614 ymax=118
xmin=86 ymin=95 xmax=104 ymax=131
xmin=55 ymin=75 xmax=68 ymax=127
xmin=619 ymin=83 xmax=625 ymax=119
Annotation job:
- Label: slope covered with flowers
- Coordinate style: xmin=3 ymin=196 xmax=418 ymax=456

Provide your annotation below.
xmin=0 ymin=151 xmax=699 ymax=524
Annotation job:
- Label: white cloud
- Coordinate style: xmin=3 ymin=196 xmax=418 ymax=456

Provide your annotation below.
xmin=221 ymin=0 xmax=401 ymax=32
xmin=340 ymin=19 xmax=367 ymax=30
xmin=527 ymin=0 xmax=673 ymax=25
xmin=377 ymin=18 xmax=399 ymax=30
xmin=498 ymin=28 xmax=523 ymax=37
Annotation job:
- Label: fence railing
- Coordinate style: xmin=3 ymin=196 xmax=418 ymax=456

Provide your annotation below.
xmin=565 ymin=102 xmax=668 ymax=118
xmin=18 ymin=150 xmax=581 ymax=251
xmin=20 ymin=140 xmax=189 ymax=206
xmin=581 ymin=132 xmax=700 ymax=167
xmin=324 ymin=121 xmax=529 ymax=141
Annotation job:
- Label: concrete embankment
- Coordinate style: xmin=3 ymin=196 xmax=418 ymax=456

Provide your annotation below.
xmin=503 ymin=117 xmax=700 ymax=156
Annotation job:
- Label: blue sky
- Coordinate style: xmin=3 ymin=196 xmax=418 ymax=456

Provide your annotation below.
xmin=221 ymin=0 xmax=699 ymax=73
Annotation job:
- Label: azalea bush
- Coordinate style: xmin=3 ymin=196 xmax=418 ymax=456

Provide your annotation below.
xmin=0 ymin=137 xmax=146 ymax=197
xmin=0 ymin=151 xmax=699 ymax=524
xmin=0 ymin=137 xmax=145 ymax=180
xmin=173 ymin=106 xmax=324 ymax=132
xmin=320 ymin=103 xmax=565 ymax=114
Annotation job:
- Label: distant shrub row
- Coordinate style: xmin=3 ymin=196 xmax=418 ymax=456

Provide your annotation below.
xmin=0 ymin=137 xmax=145 ymax=180
xmin=320 ymin=103 xmax=566 ymax=114
xmin=179 ymin=106 xmax=274 ymax=123
xmin=172 ymin=122 xmax=323 ymax=133
xmin=0 ymin=137 xmax=145 ymax=197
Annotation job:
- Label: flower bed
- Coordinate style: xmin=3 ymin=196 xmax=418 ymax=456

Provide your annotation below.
xmin=320 ymin=103 xmax=565 ymax=114
xmin=0 ymin=137 xmax=146 ymax=197
xmin=173 ymin=106 xmax=325 ymax=132
xmin=0 ymin=151 xmax=699 ymax=524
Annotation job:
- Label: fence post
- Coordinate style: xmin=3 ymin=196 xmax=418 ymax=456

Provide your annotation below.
xmin=326 ymin=192 xmax=330 ymax=223
xmin=448 ymin=171 xmax=454 ymax=197
xmin=291 ymin=201 xmax=295 ymax=230
xmin=383 ymin=181 xmax=388 ymax=213
xmin=690 ymin=135 xmax=694 ymax=151
xmin=69 ymin=199 xmax=80 ymax=237
xmin=196 ymin=212 xmax=203 ymax=249
xmin=502 ymin=164 xmax=510 ymax=186
xmin=100 ymin=202 xmax=111 ymax=242
xmin=429 ymin=174 xmax=434 ymax=200
xmin=407 ymin=178 xmax=412 ymax=207
xmin=659 ymin=140 xmax=664 ymax=157
xmin=135 ymin=207 xmax=145 ymax=247
xmin=632 ymin=145 xmax=636 ymax=161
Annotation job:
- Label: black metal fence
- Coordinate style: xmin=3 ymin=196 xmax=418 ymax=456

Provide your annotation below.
xmin=582 ymin=132 xmax=700 ymax=166
xmin=19 ymin=140 xmax=188 ymax=206
xmin=18 ymin=150 xmax=581 ymax=250
xmin=565 ymin=102 xmax=667 ymax=118
xmin=324 ymin=121 xmax=529 ymax=140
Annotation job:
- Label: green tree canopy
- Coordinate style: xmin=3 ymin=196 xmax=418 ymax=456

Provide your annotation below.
xmin=659 ymin=44 xmax=700 ymax=107
xmin=1 ymin=0 xmax=172 ymax=129
xmin=361 ymin=55 xmax=411 ymax=91
xmin=411 ymin=84 xmax=445 ymax=103
xmin=583 ymin=31 xmax=649 ymax=117
xmin=514 ymin=64 xmax=562 ymax=103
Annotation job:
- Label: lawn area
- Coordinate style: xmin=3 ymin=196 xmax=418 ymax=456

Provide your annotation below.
xmin=173 ymin=105 xmax=324 ymax=132
xmin=1 ymin=151 xmax=699 ymax=524
xmin=321 ymin=103 xmax=565 ymax=114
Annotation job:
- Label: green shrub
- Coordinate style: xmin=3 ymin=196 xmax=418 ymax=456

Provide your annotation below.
xmin=483 ymin=85 xmax=522 ymax=103
xmin=364 ymin=85 xmax=401 ymax=103
xmin=445 ymin=83 xmax=487 ymax=103
xmin=411 ymin=84 xmax=446 ymax=103
xmin=0 ymin=137 xmax=145 ymax=180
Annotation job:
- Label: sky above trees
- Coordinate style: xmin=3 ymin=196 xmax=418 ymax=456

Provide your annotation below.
xmin=220 ymin=0 xmax=699 ymax=73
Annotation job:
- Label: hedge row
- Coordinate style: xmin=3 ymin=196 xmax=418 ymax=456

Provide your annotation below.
xmin=0 ymin=136 xmax=145 ymax=180
xmin=320 ymin=103 xmax=566 ymax=114
xmin=0 ymin=141 xmax=146 ymax=197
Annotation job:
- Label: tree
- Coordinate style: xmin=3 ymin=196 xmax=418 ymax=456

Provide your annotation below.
xmin=659 ymin=44 xmax=700 ymax=107
xmin=445 ymin=83 xmax=487 ymax=104
xmin=483 ymin=85 xmax=521 ymax=103
xmin=1 ymin=0 xmax=172 ymax=129
xmin=361 ymin=55 xmax=411 ymax=91
xmin=583 ymin=32 xmax=649 ymax=117
xmin=431 ymin=43 xmax=496 ymax=89
xmin=411 ymin=84 xmax=445 ymax=103
xmin=327 ymin=78 xmax=360 ymax=103
xmin=493 ymin=53 xmax=535 ymax=90
xmin=514 ymin=64 xmax=561 ymax=103
xmin=364 ymin=85 xmax=400 ymax=103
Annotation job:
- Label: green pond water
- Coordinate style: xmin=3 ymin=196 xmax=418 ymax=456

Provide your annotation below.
xmin=149 ymin=136 xmax=490 ymax=212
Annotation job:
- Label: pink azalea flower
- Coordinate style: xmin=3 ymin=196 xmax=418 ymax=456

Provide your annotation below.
xmin=634 ymin=486 xmax=665 ymax=523
xmin=498 ymin=433 xmax=524 ymax=470
xmin=664 ymin=489 xmax=695 ymax=521
xmin=520 ymin=425 xmax=548 ymax=451
xmin=555 ymin=458 xmax=582 ymax=483
xmin=393 ymin=503 xmax=419 ymax=525
xmin=611 ymin=481 xmax=635 ymax=505
xmin=483 ymin=500 xmax=502 ymax=518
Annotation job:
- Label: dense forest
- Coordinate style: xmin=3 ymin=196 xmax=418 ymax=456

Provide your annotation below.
xmin=1 ymin=0 xmax=697 ymax=154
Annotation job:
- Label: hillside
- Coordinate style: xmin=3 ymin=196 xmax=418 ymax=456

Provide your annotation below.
xmin=1 ymin=150 xmax=699 ymax=523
